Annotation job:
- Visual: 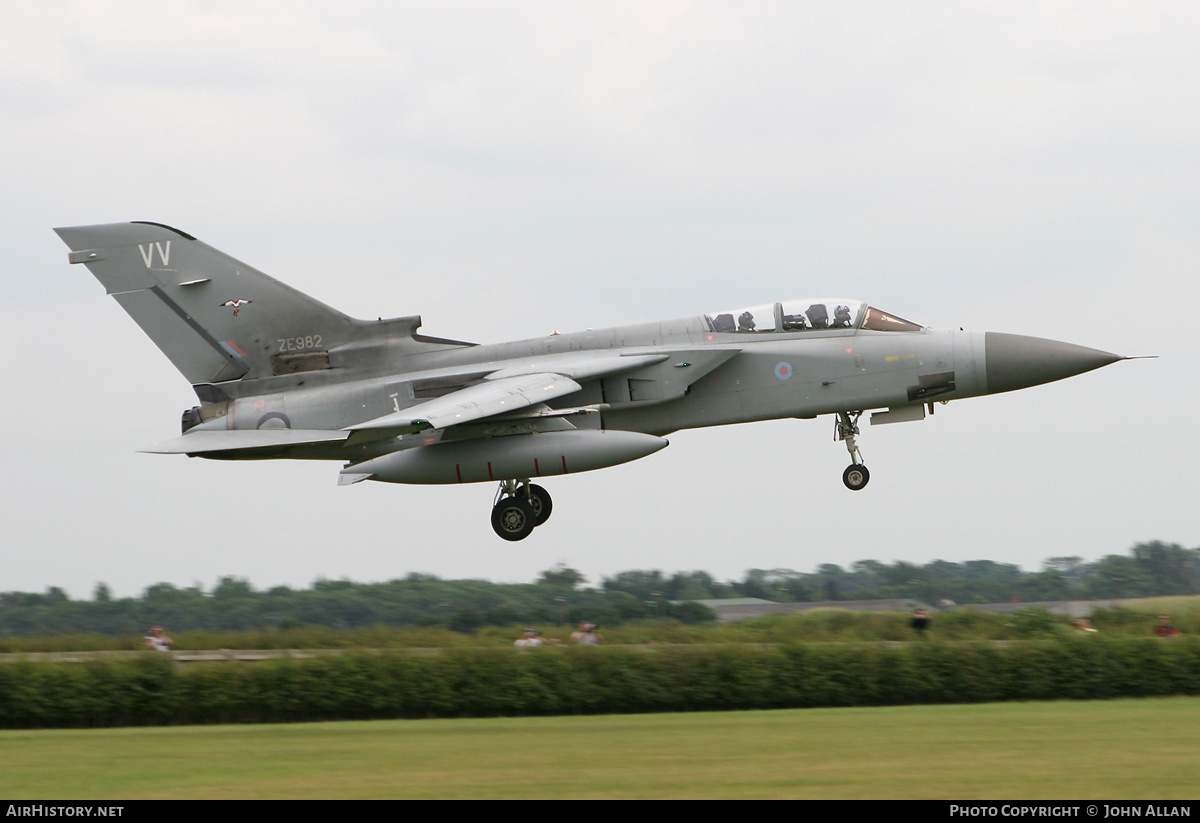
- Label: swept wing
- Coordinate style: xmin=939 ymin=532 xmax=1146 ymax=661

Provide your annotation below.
xmin=344 ymin=372 xmax=584 ymax=444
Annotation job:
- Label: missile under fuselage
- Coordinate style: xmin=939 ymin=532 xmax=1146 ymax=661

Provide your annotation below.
xmin=342 ymin=429 xmax=669 ymax=485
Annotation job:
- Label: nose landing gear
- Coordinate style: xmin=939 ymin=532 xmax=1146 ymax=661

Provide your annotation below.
xmin=490 ymin=479 xmax=553 ymax=541
xmin=835 ymin=411 xmax=870 ymax=491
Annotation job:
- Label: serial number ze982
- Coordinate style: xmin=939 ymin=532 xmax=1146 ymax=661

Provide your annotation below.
xmin=278 ymin=335 xmax=323 ymax=352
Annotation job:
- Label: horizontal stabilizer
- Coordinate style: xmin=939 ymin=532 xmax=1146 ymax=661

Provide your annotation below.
xmin=143 ymin=429 xmax=349 ymax=455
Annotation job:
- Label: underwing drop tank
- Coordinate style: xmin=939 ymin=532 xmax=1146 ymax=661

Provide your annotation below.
xmin=341 ymin=429 xmax=669 ymax=485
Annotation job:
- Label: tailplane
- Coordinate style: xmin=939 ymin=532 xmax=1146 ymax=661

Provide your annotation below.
xmin=55 ymin=222 xmax=356 ymax=384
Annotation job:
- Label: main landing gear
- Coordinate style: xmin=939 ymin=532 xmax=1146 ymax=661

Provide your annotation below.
xmin=835 ymin=411 xmax=870 ymax=491
xmin=491 ymin=480 xmax=553 ymax=541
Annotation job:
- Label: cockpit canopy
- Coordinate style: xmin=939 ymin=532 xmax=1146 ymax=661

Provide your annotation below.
xmin=704 ymin=299 xmax=922 ymax=335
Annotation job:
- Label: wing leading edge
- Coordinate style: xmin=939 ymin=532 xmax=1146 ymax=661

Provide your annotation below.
xmin=342 ymin=353 xmax=674 ymax=445
xmin=345 ymin=372 xmax=584 ymax=445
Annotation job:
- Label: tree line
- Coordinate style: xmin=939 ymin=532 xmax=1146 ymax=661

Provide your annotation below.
xmin=612 ymin=541 xmax=1200 ymax=605
xmin=0 ymin=541 xmax=1196 ymax=637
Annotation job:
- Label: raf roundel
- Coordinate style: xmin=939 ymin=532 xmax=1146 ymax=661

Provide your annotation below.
xmin=775 ymin=362 xmax=793 ymax=380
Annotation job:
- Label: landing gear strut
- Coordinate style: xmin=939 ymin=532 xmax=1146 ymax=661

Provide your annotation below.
xmin=490 ymin=480 xmax=553 ymax=541
xmin=835 ymin=411 xmax=870 ymax=491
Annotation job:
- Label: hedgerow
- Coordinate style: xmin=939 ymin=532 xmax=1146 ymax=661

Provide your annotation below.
xmin=1 ymin=638 xmax=1197 ymax=729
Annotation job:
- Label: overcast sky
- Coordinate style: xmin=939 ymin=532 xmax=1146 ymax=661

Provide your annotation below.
xmin=3 ymin=1 xmax=1197 ymax=598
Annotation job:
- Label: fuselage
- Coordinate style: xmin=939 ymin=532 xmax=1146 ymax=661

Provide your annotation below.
xmin=55 ymin=221 xmax=1128 ymax=538
xmin=202 ymin=300 xmax=1104 ymax=460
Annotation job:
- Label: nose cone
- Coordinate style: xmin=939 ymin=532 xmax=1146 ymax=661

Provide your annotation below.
xmin=985 ymin=332 xmax=1123 ymax=394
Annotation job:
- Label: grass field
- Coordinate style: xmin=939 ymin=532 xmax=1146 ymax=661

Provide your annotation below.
xmin=1116 ymin=595 xmax=1200 ymax=615
xmin=1 ymin=697 xmax=1198 ymax=799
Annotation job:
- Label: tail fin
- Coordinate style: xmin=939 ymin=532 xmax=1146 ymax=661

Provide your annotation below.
xmin=54 ymin=222 xmax=356 ymax=384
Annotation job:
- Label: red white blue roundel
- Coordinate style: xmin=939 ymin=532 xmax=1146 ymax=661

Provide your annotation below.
xmin=775 ymin=362 xmax=793 ymax=380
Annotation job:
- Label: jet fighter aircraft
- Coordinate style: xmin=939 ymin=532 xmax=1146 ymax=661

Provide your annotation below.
xmin=55 ymin=221 xmax=1129 ymax=540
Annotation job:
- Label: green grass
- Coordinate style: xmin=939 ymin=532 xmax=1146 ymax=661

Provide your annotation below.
xmin=1 ymin=697 xmax=1198 ymax=799
xmin=1115 ymin=595 xmax=1200 ymax=615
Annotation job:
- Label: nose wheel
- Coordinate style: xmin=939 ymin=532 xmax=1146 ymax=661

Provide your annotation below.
xmin=842 ymin=463 xmax=870 ymax=491
xmin=835 ymin=411 xmax=870 ymax=491
xmin=490 ymin=480 xmax=553 ymax=540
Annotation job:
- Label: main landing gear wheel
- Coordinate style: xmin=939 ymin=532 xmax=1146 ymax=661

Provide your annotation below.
xmin=526 ymin=484 xmax=553 ymax=526
xmin=490 ymin=479 xmax=550 ymax=541
xmin=491 ymin=496 xmax=536 ymax=541
xmin=842 ymin=463 xmax=870 ymax=491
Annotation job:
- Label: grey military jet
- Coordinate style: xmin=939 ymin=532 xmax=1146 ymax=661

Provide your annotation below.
xmin=55 ymin=221 xmax=1129 ymax=541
